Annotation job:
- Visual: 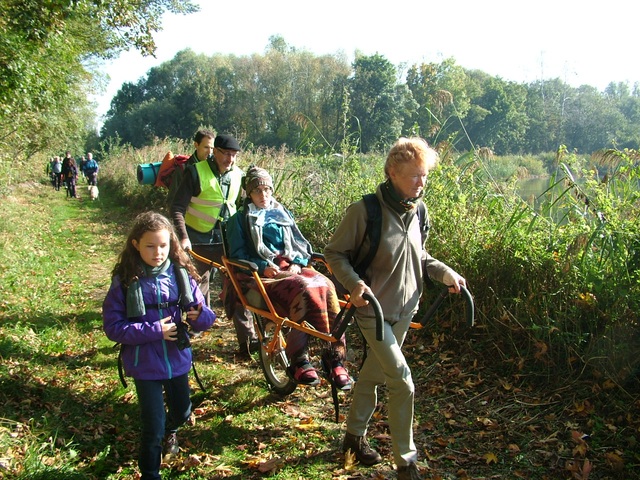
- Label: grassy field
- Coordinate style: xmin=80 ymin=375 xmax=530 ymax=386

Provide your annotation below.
xmin=0 ymin=178 xmax=638 ymax=479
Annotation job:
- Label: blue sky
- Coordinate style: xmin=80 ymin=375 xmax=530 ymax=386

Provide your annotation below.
xmin=91 ymin=0 xmax=637 ymax=124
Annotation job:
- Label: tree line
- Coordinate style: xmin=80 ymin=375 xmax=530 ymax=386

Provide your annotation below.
xmin=101 ymin=36 xmax=640 ymax=156
xmin=1 ymin=0 xmax=638 ymax=175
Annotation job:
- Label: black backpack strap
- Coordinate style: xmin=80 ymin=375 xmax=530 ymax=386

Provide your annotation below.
xmin=140 ymin=266 xmax=192 ymax=312
xmin=174 ymin=265 xmax=193 ymax=309
xmin=416 ymin=200 xmax=437 ymax=289
xmin=417 ymin=200 xmax=430 ymax=243
xmin=116 ymin=344 xmax=127 ymax=388
xmin=354 ymin=193 xmax=382 ymax=278
xmin=354 ymin=196 xmax=429 ymax=279
xmin=144 ymin=299 xmax=180 ymax=310
xmin=191 ymin=361 xmax=206 ymax=392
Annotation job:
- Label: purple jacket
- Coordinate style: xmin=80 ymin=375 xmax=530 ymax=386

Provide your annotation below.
xmin=102 ymin=264 xmax=215 ymax=381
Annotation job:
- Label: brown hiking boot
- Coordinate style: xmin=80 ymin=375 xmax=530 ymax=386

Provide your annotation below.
xmin=397 ymin=462 xmax=422 ymax=480
xmin=342 ymin=432 xmax=382 ymax=466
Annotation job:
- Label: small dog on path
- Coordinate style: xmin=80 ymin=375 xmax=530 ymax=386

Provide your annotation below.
xmin=88 ymin=185 xmax=99 ymax=201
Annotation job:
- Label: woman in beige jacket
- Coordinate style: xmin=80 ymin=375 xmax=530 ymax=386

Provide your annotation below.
xmin=324 ymin=137 xmax=466 ymax=480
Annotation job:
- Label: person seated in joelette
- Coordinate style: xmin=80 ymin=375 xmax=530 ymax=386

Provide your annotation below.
xmin=225 ymin=166 xmax=351 ymax=389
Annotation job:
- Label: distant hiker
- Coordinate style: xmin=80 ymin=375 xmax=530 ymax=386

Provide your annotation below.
xmin=51 ymin=156 xmax=62 ymax=191
xmin=83 ymin=152 xmax=99 ymax=186
xmin=61 ymin=152 xmax=78 ymax=198
xmin=102 ymin=211 xmax=215 ymax=480
xmin=325 ymin=137 xmax=467 ymax=480
xmin=79 ymin=155 xmax=87 ymax=181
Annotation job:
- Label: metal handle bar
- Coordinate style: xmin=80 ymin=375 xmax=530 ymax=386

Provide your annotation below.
xmin=334 ymin=292 xmax=384 ymax=341
xmin=188 ymin=249 xmax=223 ymax=270
xmin=418 ymin=285 xmax=475 ymax=327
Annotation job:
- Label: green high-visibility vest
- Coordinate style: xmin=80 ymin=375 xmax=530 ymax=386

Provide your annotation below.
xmin=185 ymin=162 xmax=243 ymax=233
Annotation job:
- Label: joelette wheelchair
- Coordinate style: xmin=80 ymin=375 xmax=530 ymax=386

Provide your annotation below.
xmin=189 ymin=245 xmax=474 ymax=422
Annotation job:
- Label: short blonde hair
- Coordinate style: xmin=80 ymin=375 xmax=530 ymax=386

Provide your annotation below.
xmin=384 ymin=137 xmax=439 ymax=178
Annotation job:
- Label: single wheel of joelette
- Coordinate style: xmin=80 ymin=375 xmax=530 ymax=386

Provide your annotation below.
xmin=258 ymin=317 xmax=297 ymax=395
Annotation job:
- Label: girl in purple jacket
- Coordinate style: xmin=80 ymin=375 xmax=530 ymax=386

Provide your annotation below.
xmin=102 ymin=211 xmax=215 ymax=480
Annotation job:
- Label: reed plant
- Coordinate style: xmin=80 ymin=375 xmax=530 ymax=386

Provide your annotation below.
xmin=427 ymin=145 xmax=640 ymax=385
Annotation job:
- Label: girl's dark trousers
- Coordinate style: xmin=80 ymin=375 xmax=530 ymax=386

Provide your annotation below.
xmin=134 ymin=373 xmax=191 ymax=480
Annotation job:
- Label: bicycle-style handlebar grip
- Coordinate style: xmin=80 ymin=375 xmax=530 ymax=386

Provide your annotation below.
xmin=363 ymin=292 xmax=384 ymax=341
xmin=461 ymin=285 xmax=475 ymax=327
xmin=418 ymin=285 xmax=475 ymax=327
xmin=341 ymin=292 xmax=385 ymax=341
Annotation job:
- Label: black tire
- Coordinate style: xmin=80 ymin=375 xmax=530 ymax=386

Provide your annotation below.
xmin=258 ymin=318 xmax=297 ymax=395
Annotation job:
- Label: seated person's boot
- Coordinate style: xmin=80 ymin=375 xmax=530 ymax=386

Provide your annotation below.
xmin=289 ymin=356 xmax=319 ymax=385
xmin=323 ymin=350 xmax=352 ymax=390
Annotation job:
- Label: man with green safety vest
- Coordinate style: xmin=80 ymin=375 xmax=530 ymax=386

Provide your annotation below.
xmin=171 ymin=133 xmax=258 ymax=356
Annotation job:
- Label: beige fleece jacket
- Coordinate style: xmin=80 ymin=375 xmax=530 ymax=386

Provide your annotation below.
xmin=324 ymin=187 xmax=454 ymax=323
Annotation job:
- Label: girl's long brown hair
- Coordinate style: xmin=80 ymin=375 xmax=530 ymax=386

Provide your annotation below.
xmin=111 ymin=211 xmax=200 ymax=287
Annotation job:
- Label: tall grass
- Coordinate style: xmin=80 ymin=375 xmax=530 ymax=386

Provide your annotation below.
xmin=2 ymin=141 xmax=639 ymax=479
xmin=426 ymin=146 xmax=640 ymax=383
xmin=94 ymin=139 xmax=640 ymax=387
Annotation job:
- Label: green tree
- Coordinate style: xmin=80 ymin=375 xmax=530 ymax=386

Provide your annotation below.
xmin=524 ymin=78 xmax=573 ymax=153
xmin=252 ymin=36 xmax=350 ymax=149
xmin=348 ymin=53 xmax=406 ymax=152
xmin=0 ymin=0 xmax=197 ymax=171
xmin=603 ymin=81 xmax=640 ymax=150
xmin=405 ymin=58 xmax=470 ymax=147
xmin=101 ymin=37 xmax=352 ymax=152
xmin=101 ymin=49 xmax=218 ymax=146
xmin=564 ymin=85 xmax=625 ymax=153
xmin=463 ymin=72 xmax=529 ymax=155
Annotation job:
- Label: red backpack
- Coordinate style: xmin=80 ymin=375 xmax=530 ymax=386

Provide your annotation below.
xmin=154 ymin=151 xmax=191 ymax=188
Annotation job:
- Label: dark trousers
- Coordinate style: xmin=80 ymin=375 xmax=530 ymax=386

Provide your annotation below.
xmin=134 ymin=373 xmax=191 ymax=480
xmin=66 ymin=179 xmax=76 ymax=198
xmin=54 ymin=173 xmax=62 ymax=190
xmin=190 ymin=244 xmax=221 ymax=307
xmin=187 ymin=226 xmax=224 ymax=308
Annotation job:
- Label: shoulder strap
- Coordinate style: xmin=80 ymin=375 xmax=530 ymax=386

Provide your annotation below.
xmin=417 ymin=200 xmax=430 ymax=243
xmin=354 ymin=193 xmax=382 ymax=278
xmin=354 ymin=196 xmax=430 ymax=278
xmin=133 ymin=266 xmax=193 ymax=313
xmin=175 ymin=265 xmax=194 ymax=309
